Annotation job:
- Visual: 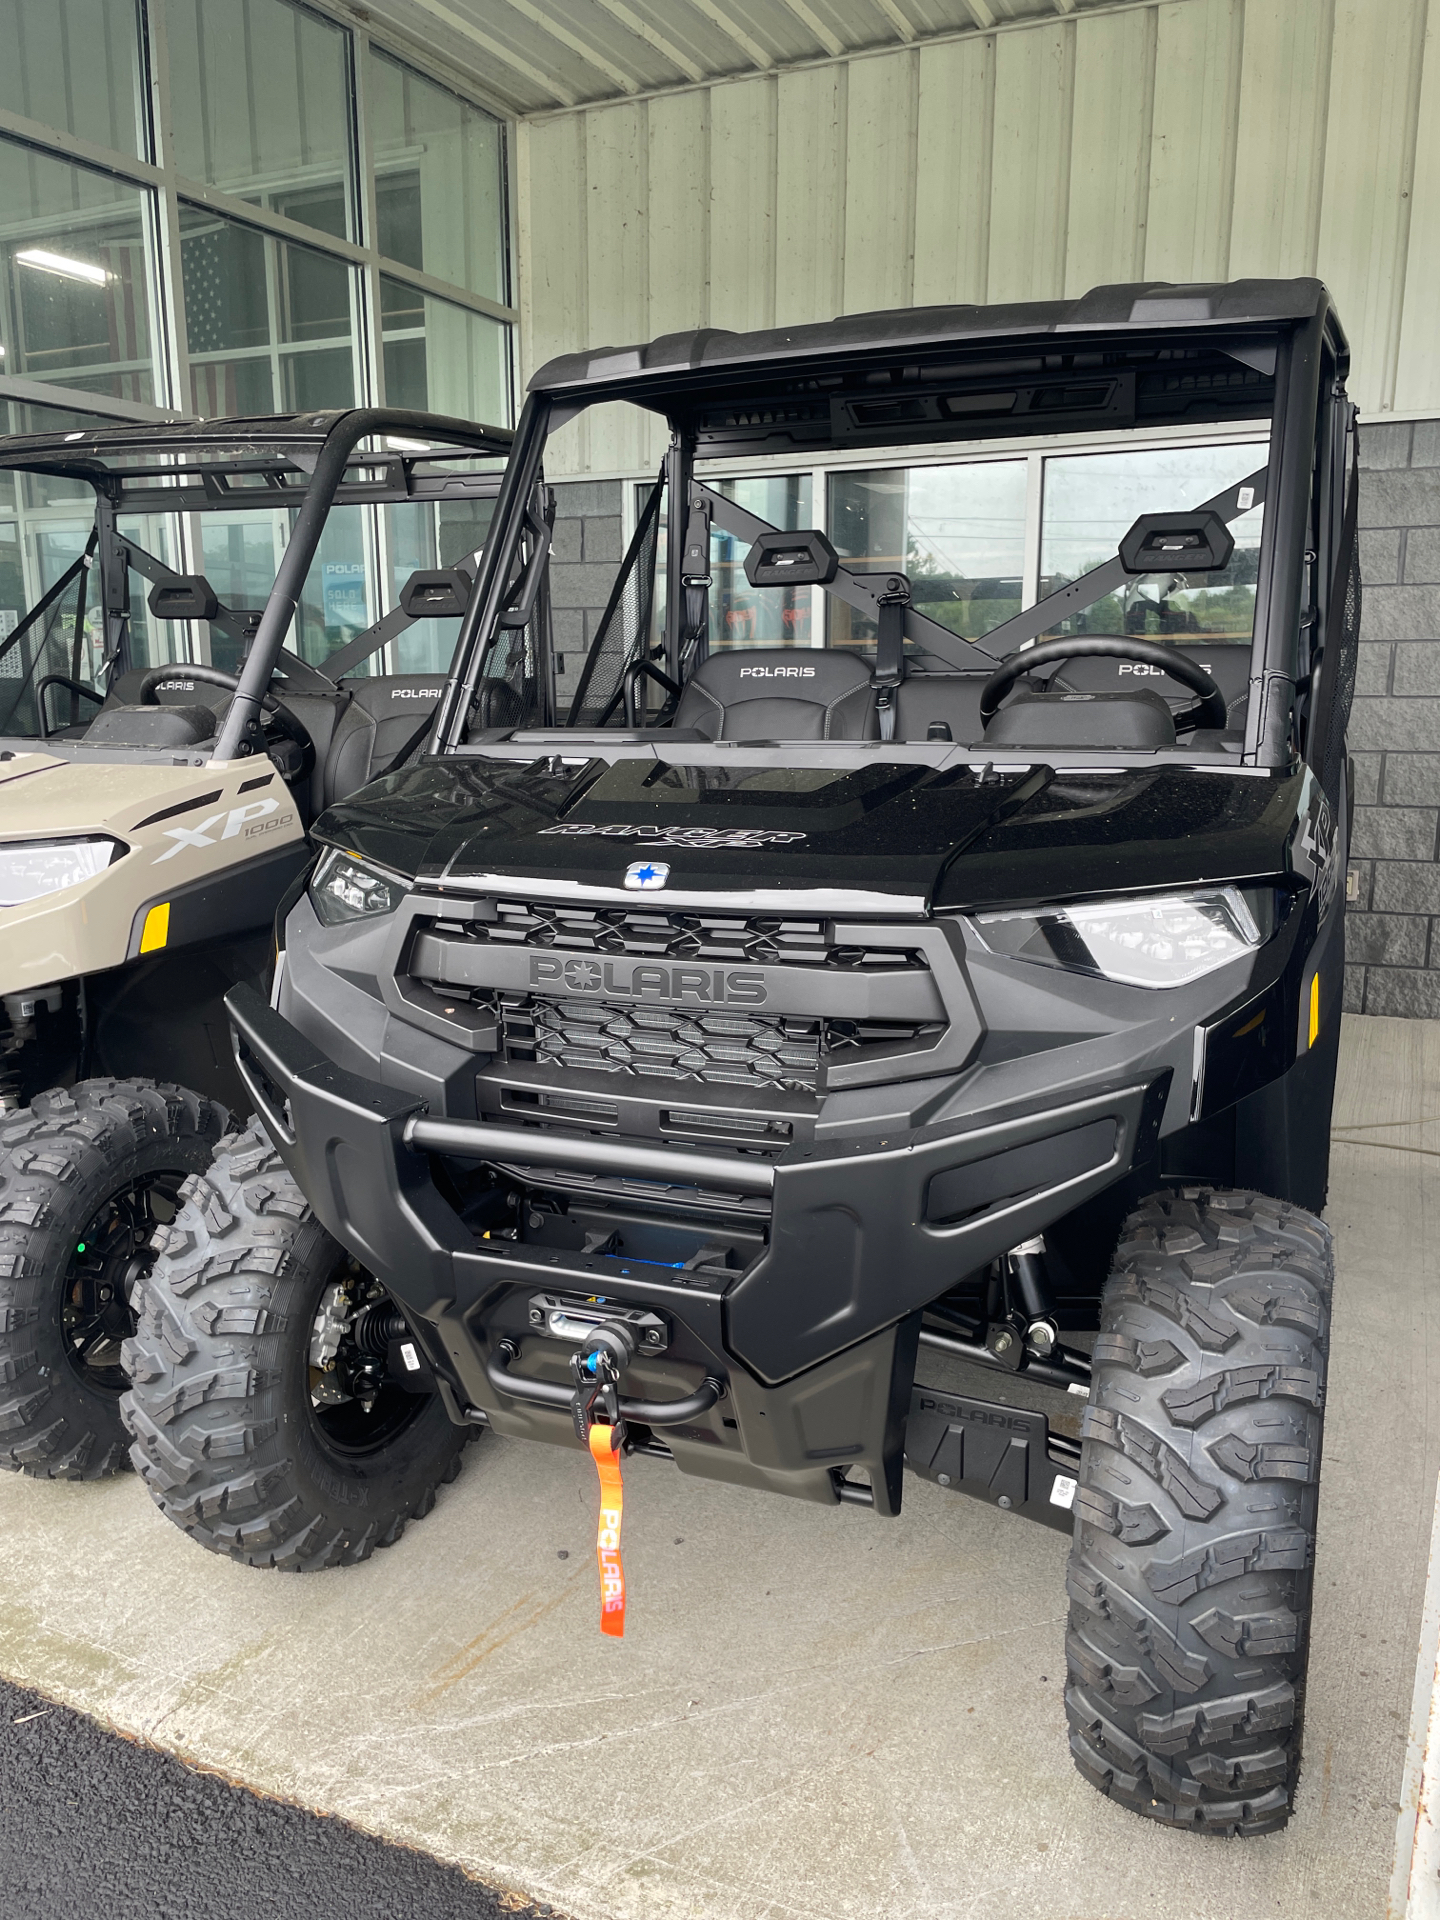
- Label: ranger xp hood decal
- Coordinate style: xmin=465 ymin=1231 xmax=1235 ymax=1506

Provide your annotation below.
xmin=539 ymin=823 xmax=807 ymax=849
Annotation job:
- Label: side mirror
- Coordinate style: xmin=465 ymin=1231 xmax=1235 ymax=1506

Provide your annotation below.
xmin=743 ymin=529 xmax=839 ymax=587
xmin=1119 ymin=509 xmax=1234 ymax=576
xmin=148 ymin=575 xmax=220 ymax=622
xmin=399 ymin=566 xmax=474 ymax=619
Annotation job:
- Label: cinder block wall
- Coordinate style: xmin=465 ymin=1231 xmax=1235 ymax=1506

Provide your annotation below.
xmin=549 ymin=481 xmax=625 ymax=716
xmin=546 ymin=454 xmax=1440 ymax=1020
xmin=1347 ymin=423 xmax=1440 ymax=1019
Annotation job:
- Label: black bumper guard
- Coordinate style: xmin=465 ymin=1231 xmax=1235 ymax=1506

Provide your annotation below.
xmin=405 ymin=1114 xmax=776 ymax=1196
xmin=227 ymin=982 xmax=1165 ymax=1396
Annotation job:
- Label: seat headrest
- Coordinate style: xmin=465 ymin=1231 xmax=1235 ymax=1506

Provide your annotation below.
xmin=674 ymin=647 xmax=876 ymax=742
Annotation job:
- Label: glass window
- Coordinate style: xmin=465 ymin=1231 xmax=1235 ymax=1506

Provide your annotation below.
xmin=1040 ymin=444 xmax=1266 ymax=644
xmin=645 ymin=475 xmax=816 ymax=657
xmin=195 ymin=502 xmax=372 ymax=673
xmin=0 ymin=0 xmax=143 ymax=158
xmin=181 ymin=205 xmax=357 ymax=417
xmin=385 ymin=494 xmax=496 ymax=675
xmin=380 ymin=274 xmax=508 ymax=424
xmin=0 ymin=137 xmax=158 ymax=409
xmin=0 ymin=511 xmax=183 ymax=737
xmin=708 ymin=475 xmax=813 ymax=651
xmin=371 ymin=54 xmax=506 ymax=307
xmin=165 ymin=0 xmax=355 ymax=243
xmin=828 ymin=462 xmax=1027 ymax=647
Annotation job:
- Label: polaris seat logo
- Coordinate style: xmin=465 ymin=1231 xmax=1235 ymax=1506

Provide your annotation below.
xmin=530 ymin=954 xmax=766 ymax=1005
xmin=738 ymin=664 xmax=815 ymax=679
xmin=392 ymin=687 xmax=443 ymax=699
xmin=1116 ymin=662 xmax=1212 ymax=676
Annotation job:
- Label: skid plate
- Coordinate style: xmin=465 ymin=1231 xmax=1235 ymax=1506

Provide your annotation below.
xmin=905 ymin=1385 xmax=1079 ymax=1534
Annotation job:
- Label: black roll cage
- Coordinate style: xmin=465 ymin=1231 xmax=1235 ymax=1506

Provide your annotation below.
xmin=434 ymin=293 xmax=1352 ymax=773
xmin=0 ymin=406 xmax=512 ymax=748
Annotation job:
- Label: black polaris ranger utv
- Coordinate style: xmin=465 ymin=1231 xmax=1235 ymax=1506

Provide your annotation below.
xmin=126 ymin=280 xmax=1355 ymax=1834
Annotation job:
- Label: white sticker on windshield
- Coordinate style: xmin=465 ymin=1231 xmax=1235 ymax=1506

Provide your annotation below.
xmin=1237 ymin=486 xmax=1255 ymax=511
xmin=1050 ymin=1474 xmax=1078 ymax=1510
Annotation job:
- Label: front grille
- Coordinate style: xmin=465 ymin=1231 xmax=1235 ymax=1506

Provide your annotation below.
xmin=450 ymin=900 xmax=927 ymax=971
xmin=499 ymin=994 xmax=931 ymax=1094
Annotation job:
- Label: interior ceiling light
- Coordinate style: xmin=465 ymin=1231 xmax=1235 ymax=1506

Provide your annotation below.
xmin=15 ymin=249 xmax=109 ymax=286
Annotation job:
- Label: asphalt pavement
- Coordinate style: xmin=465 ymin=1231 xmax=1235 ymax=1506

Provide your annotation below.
xmin=0 ymin=1673 xmax=560 ymax=1920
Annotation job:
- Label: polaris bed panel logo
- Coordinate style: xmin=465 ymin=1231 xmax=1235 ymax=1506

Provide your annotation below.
xmin=530 ymin=954 xmax=767 ymax=1005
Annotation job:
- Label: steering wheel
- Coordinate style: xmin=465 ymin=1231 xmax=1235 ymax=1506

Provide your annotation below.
xmin=978 ymin=636 xmax=1229 ymax=734
xmin=137 ymin=663 xmax=316 ymax=783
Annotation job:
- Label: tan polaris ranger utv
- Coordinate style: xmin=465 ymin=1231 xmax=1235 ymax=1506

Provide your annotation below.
xmin=0 ymin=405 xmax=515 ymax=1479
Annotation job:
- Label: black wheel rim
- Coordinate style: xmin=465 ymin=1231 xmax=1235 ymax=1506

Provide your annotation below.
xmin=62 ymin=1172 xmax=187 ymax=1393
xmin=305 ymin=1259 xmax=429 ymax=1458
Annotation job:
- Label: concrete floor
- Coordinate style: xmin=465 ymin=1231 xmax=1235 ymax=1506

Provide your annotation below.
xmin=0 ymin=1013 xmax=1436 ymax=1920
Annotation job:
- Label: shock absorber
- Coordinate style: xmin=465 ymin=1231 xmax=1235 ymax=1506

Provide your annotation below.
xmin=1009 ymin=1236 xmax=1059 ymax=1357
xmin=350 ymin=1303 xmax=407 ymax=1358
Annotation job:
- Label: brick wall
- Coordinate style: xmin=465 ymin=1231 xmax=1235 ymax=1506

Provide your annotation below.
xmin=1346 ymin=422 xmax=1440 ymax=1019
xmin=549 ymin=479 xmax=625 ymax=717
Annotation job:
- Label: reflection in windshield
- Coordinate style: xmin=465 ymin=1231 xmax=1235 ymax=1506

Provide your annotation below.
xmin=1040 ymin=444 xmax=1265 ymax=644
xmin=829 ymin=461 xmax=1027 ymax=646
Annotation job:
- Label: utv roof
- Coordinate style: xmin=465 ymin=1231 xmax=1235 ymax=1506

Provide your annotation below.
xmin=530 ymin=278 xmax=1345 ymax=394
xmin=0 ymin=406 xmax=512 ymax=474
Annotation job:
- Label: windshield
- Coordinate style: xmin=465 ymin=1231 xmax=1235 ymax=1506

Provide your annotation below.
xmin=447 ymin=328 xmax=1300 ymax=763
xmin=0 ymin=464 xmax=496 ymax=739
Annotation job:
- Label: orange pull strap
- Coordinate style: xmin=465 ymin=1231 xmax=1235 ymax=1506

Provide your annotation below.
xmin=588 ymin=1422 xmax=626 ymax=1638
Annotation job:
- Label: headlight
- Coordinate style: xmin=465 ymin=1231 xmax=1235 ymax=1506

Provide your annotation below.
xmin=309 ymin=846 xmax=410 ymax=926
xmin=972 ymin=886 xmax=1263 ymax=989
xmin=0 ymin=837 xmax=123 ymax=907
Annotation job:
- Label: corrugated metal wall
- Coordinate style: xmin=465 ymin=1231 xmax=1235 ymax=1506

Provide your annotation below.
xmin=516 ymin=0 xmax=1440 ymax=476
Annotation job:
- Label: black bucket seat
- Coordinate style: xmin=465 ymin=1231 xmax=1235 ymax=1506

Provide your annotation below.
xmin=673 ymin=648 xmax=877 ymax=742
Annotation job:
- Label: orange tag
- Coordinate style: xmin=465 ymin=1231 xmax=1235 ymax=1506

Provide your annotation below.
xmin=588 ymin=1422 xmax=626 ymax=1638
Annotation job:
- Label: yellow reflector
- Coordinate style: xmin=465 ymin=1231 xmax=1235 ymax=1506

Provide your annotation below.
xmin=1308 ymin=972 xmax=1320 ymax=1046
xmin=140 ymin=902 xmax=170 ymax=953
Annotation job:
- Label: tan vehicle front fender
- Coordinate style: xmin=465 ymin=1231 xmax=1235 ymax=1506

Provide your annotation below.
xmin=0 ymin=754 xmax=304 ymax=995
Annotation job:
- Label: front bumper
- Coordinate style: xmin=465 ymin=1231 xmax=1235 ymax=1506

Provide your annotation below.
xmin=227 ymin=981 xmax=1166 ymax=1513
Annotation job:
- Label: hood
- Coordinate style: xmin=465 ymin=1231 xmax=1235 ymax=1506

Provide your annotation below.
xmin=317 ymin=755 xmax=1307 ymax=914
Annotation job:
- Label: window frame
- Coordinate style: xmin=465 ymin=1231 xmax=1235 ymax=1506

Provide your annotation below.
xmin=0 ymin=0 xmax=516 ymax=678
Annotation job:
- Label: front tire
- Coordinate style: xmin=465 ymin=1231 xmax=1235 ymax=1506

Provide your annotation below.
xmin=0 ymin=1080 xmax=226 ymax=1480
xmin=1065 ymin=1187 xmax=1333 ymax=1835
xmin=121 ymin=1125 xmax=467 ymax=1570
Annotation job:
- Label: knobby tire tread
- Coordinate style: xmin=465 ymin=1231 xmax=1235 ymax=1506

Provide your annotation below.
xmin=121 ymin=1123 xmax=466 ymax=1571
xmin=1066 ymin=1186 xmax=1333 ymax=1836
xmin=0 ymin=1079 xmax=226 ymax=1480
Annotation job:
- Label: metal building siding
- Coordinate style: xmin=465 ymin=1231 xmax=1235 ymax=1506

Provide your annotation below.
xmin=516 ymin=0 xmax=1440 ymax=472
